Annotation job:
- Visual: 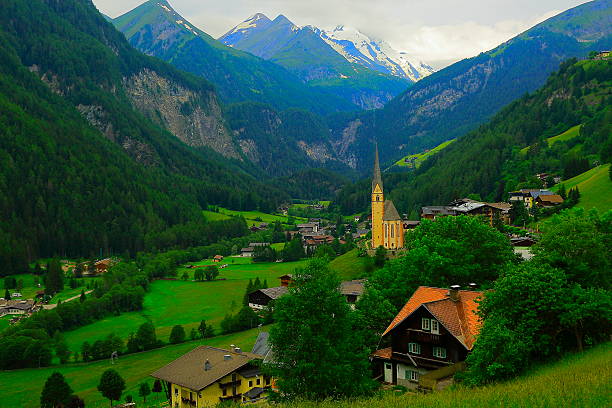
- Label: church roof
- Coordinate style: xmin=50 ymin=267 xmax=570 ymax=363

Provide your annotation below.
xmin=383 ymin=200 xmax=401 ymax=221
xmin=372 ymin=144 xmax=383 ymax=192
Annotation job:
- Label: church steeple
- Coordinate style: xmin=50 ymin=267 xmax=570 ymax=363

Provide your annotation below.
xmin=372 ymin=143 xmax=383 ymax=193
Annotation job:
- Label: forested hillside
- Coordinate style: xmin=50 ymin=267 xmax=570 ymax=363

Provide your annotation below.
xmin=334 ymin=58 xmax=611 ymax=215
xmin=0 ymin=0 xmax=287 ymax=274
xmin=330 ymin=0 xmax=612 ymax=172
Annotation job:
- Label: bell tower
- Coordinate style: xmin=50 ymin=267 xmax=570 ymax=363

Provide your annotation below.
xmin=371 ymin=144 xmax=385 ymax=248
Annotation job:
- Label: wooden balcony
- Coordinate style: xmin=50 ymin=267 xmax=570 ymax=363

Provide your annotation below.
xmin=218 ymin=379 xmax=241 ymax=389
xmin=180 ymin=397 xmax=197 ymax=406
xmin=405 ymin=328 xmax=443 ymax=344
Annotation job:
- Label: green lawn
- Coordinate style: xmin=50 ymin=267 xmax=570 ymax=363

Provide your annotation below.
xmin=395 ymin=140 xmax=455 ymax=168
xmin=63 ymin=259 xmax=308 ymax=353
xmin=329 ymin=249 xmax=372 ymax=281
xmin=0 ymin=328 xmax=263 ymax=408
xmin=217 ymin=208 xmax=307 ymax=227
xmin=1 ymin=273 xmax=96 ymax=302
xmin=554 ymin=164 xmax=612 ymax=211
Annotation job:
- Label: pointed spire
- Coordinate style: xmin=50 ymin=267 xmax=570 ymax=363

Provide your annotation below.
xmin=372 ymin=142 xmax=383 ymax=193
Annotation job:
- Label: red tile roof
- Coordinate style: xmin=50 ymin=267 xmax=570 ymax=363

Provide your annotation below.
xmin=371 ymin=347 xmax=392 ymax=360
xmin=382 ymin=286 xmax=484 ymax=350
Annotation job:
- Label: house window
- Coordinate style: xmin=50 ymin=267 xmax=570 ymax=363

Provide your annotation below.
xmin=265 ymin=377 xmax=270 ymax=385
xmin=433 ymin=346 xmax=447 ymax=359
xmin=222 ymin=388 xmax=227 ymax=396
xmin=174 ymin=387 xmax=178 ymax=395
xmin=431 ymin=319 xmax=440 ymax=334
xmin=408 ymin=342 xmax=421 ymax=354
xmin=249 ymin=380 xmax=253 ymax=387
xmin=421 ymin=317 xmax=431 ymax=331
xmin=256 ymin=378 xmax=261 ymax=385
xmin=406 ymin=370 xmax=419 ymax=382
xmin=385 ymin=363 xmax=392 ymax=369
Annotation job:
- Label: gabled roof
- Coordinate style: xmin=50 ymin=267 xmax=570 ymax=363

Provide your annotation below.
xmin=382 ymin=286 xmax=484 ymax=350
xmin=340 ymin=280 xmax=365 ymax=296
xmin=383 ymin=200 xmax=401 ymax=221
xmin=372 ymin=144 xmax=383 ymax=193
xmin=151 ymin=346 xmax=261 ymax=391
xmin=258 ymin=286 xmax=289 ymax=300
xmin=536 ymin=194 xmax=563 ymax=204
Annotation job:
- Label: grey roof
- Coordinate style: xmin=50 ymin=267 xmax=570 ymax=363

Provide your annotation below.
xmin=450 ymin=202 xmax=486 ymax=213
xmin=244 ymin=387 xmax=265 ymax=399
xmin=383 ymin=200 xmax=401 ymax=221
xmin=340 ymin=280 xmax=365 ymax=296
xmin=151 ymin=346 xmax=261 ymax=391
xmin=421 ymin=206 xmax=456 ymax=216
xmin=251 ymin=332 xmax=271 ymax=357
xmin=372 ymin=144 xmax=383 ymax=192
xmin=259 ymin=286 xmax=289 ymax=300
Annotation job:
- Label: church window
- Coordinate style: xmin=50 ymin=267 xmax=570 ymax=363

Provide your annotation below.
xmin=384 ymin=224 xmax=388 ymax=237
xmin=377 ymin=195 xmax=380 ymax=201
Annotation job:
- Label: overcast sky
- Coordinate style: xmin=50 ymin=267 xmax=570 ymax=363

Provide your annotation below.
xmin=94 ymin=0 xmax=590 ymax=67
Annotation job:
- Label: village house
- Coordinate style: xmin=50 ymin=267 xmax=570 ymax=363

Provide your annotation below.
xmin=372 ymin=285 xmax=483 ymax=391
xmin=213 ymin=255 xmax=224 ymax=263
xmin=420 ymin=206 xmax=457 ymax=220
xmin=421 ymin=199 xmax=511 ymax=226
xmin=80 ymin=258 xmax=117 ymax=276
xmin=151 ymin=346 xmax=272 ymax=407
xmin=508 ymin=189 xmax=554 ymax=208
xmin=297 ymin=222 xmax=319 ymax=234
xmin=241 ymin=243 xmax=270 ymax=257
xmin=535 ymin=194 xmax=564 ymax=208
xmin=0 ymin=299 xmax=37 ymax=316
xmin=248 ymin=278 xmax=365 ymax=311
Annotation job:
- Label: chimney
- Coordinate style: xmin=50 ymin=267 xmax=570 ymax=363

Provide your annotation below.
xmin=234 ymin=347 xmax=241 ymax=353
xmin=224 ymin=354 xmax=232 ymax=361
xmin=449 ymin=285 xmax=461 ymax=302
xmin=204 ymin=360 xmax=212 ymax=371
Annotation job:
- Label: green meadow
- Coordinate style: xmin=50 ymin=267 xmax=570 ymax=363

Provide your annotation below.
xmin=329 ymin=249 xmax=372 ymax=281
xmin=555 ymin=164 xmax=612 ymax=211
xmin=395 ymin=140 xmax=455 ymax=168
xmin=1 ymin=273 xmax=98 ymax=302
xmin=63 ymin=258 xmax=308 ymax=353
xmin=0 ymin=328 xmax=263 ymax=408
xmin=217 ymin=207 xmax=307 ymax=227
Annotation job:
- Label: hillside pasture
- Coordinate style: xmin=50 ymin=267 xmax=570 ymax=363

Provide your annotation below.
xmin=0 ymin=328 xmax=263 ymax=408
xmin=218 ymin=207 xmax=307 ymax=226
xmin=554 ymin=164 xmax=612 ymax=211
xmin=63 ymin=259 xmax=307 ymax=353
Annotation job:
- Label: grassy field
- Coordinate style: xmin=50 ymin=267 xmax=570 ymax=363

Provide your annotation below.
xmin=329 ymin=249 xmax=372 ymax=281
xmin=0 ymin=328 xmax=263 ymax=408
xmin=202 ymin=210 xmax=232 ymax=221
xmin=520 ymin=124 xmax=582 ymax=154
xmin=554 ymin=164 xmax=612 ymax=211
xmin=1 ymin=273 xmax=97 ymax=302
xmin=276 ymin=343 xmax=611 ymax=408
xmin=217 ymin=208 xmax=307 ymax=227
xmin=63 ymin=259 xmax=308 ymax=353
xmin=395 ymin=140 xmax=455 ymax=168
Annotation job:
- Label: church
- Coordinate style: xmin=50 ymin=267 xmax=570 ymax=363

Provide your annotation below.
xmin=371 ymin=145 xmax=404 ymax=250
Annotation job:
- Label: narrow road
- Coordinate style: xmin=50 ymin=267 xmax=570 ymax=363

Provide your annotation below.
xmin=43 ymin=289 xmax=93 ymax=310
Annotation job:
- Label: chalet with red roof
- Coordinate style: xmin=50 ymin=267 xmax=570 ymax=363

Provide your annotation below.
xmin=372 ymin=285 xmax=484 ymax=390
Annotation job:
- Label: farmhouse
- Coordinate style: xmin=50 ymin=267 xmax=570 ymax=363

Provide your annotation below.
xmin=279 ymin=274 xmax=293 ymax=287
xmin=0 ymin=299 xmax=37 ymax=316
xmin=508 ymin=189 xmax=554 ymax=208
xmin=421 ymin=206 xmax=457 ymax=220
xmin=297 ymin=223 xmax=319 ymax=233
xmin=248 ymin=287 xmax=288 ymax=310
xmin=151 ymin=346 xmax=272 ymax=406
xmin=340 ymin=280 xmax=365 ymax=306
xmin=421 ymin=199 xmax=511 ymax=226
xmin=372 ymin=285 xmax=483 ymax=391
xmin=535 ymin=194 xmax=564 ymax=208
xmin=81 ymin=258 xmax=117 ymax=276
xmin=213 ymin=255 xmax=224 ymax=263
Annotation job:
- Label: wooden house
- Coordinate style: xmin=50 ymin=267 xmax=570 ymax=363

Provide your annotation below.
xmin=151 ymin=346 xmax=272 ymax=406
xmin=535 ymin=194 xmax=564 ymax=208
xmin=278 ymin=274 xmax=293 ymax=287
xmin=372 ymin=286 xmax=483 ymax=391
xmin=213 ymin=255 xmax=224 ymax=263
xmin=248 ymin=287 xmax=288 ymax=310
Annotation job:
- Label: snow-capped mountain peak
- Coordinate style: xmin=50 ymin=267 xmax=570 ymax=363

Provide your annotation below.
xmin=319 ymin=26 xmax=434 ymax=82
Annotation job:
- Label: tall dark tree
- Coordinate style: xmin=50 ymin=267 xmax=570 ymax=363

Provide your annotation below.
xmin=40 ymin=372 xmax=73 ymax=408
xmin=169 ymin=325 xmax=186 ymax=344
xmin=267 ymin=259 xmax=375 ymax=400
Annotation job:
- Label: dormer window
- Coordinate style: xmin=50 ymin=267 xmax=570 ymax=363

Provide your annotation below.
xmin=422 ymin=318 xmax=440 ymax=334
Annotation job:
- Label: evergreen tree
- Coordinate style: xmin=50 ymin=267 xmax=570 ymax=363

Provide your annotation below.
xmin=152 ymin=379 xmax=163 ymax=395
xmin=79 ymin=290 xmax=86 ymax=303
xmin=169 ymin=325 xmax=186 ymax=344
xmin=4 ymin=289 xmax=9 ymax=300
xmin=204 ymin=265 xmax=219 ymax=281
xmin=40 ymin=372 xmax=73 ymax=408
xmin=45 ymin=259 xmax=64 ymax=296
xmin=135 ymin=322 xmax=158 ymax=351
xmin=267 ymin=259 xmax=375 ymax=400
xmin=98 ymin=369 xmax=125 ymax=407
xmin=53 ymin=332 xmax=71 ymax=364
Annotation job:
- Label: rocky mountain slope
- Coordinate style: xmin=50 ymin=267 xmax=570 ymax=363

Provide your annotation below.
xmin=219 ymin=13 xmax=410 ymax=109
xmin=113 ymin=1 xmax=356 ymax=114
xmin=330 ymin=0 xmax=612 ymax=172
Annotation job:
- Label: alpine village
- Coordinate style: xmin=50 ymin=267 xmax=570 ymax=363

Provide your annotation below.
xmin=0 ymin=0 xmax=610 ymax=407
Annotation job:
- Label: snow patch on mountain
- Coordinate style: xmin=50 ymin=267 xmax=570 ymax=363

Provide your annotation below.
xmin=318 ymin=25 xmax=434 ymax=82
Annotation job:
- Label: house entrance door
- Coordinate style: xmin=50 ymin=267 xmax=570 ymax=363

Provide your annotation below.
xmin=384 ymin=363 xmax=393 ymax=383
